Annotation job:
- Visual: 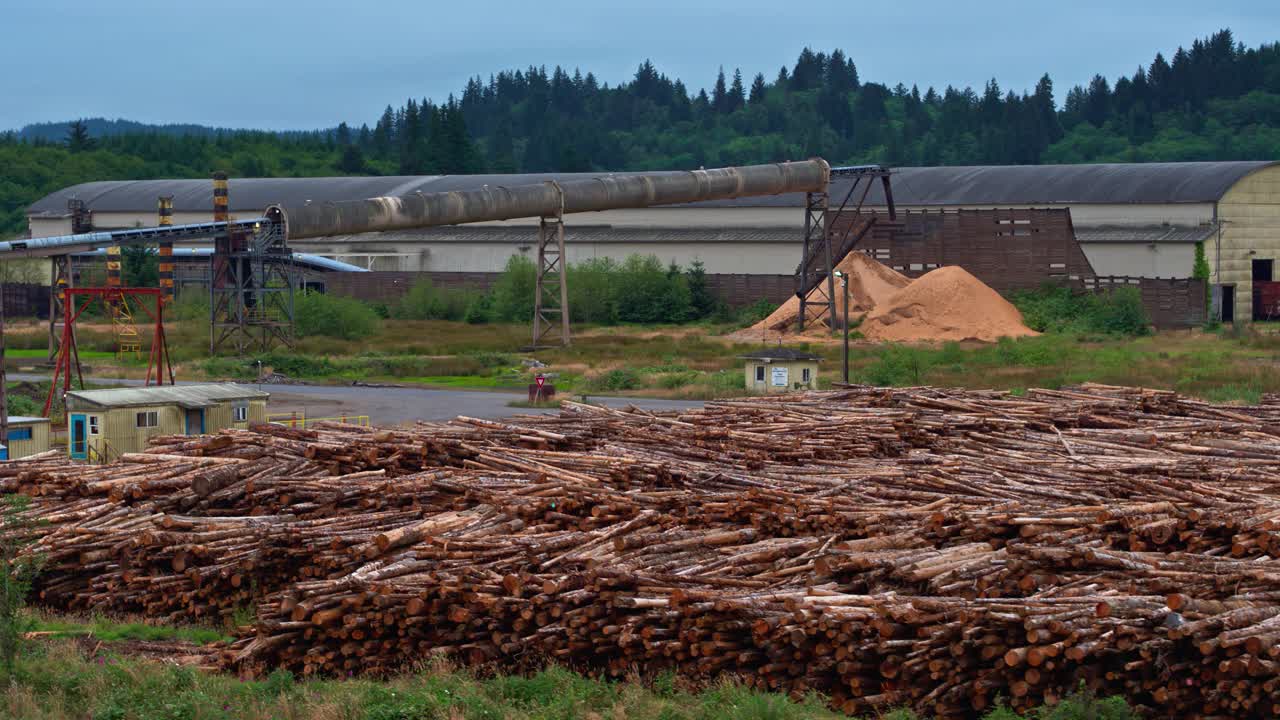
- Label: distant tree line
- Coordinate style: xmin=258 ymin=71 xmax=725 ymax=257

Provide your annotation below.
xmin=2 ymin=29 xmax=1278 ymax=239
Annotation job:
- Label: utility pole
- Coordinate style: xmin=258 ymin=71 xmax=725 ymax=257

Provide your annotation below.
xmin=0 ymin=278 xmax=8 ymax=449
xmin=834 ymin=270 xmax=850 ymax=384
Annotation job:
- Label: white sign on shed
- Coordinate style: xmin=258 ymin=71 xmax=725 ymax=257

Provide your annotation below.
xmin=770 ymin=366 xmax=789 ymax=387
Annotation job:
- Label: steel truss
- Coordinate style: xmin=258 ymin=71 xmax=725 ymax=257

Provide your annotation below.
xmin=794 ymin=165 xmax=896 ymax=331
xmin=531 ymin=214 xmax=570 ymax=348
xmin=44 ymin=287 xmax=173 ymax=417
xmin=210 ymin=217 xmax=296 ymax=354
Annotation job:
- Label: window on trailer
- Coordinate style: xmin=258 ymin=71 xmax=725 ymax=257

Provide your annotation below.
xmin=755 ymin=365 xmax=765 ymax=383
xmin=136 ymin=411 xmax=158 ymax=428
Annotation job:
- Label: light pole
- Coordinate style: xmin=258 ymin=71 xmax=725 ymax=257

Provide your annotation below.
xmin=833 ymin=270 xmax=850 ymax=384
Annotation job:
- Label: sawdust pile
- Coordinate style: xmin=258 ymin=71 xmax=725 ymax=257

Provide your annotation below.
xmin=860 ymin=266 xmax=1038 ymax=342
xmin=728 ymin=253 xmax=910 ymax=343
xmin=731 ymin=255 xmax=1037 ymax=344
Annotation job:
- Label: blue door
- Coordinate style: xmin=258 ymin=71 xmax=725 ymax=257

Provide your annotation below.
xmin=70 ymin=414 xmax=87 ymax=459
xmin=184 ymin=409 xmax=205 ymax=435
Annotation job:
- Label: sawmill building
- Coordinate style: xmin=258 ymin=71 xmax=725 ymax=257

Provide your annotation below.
xmin=25 ymin=161 xmax=1280 ymax=322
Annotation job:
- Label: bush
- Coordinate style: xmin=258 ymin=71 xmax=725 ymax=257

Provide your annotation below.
xmin=1013 ymin=284 xmax=1150 ymax=336
xmin=489 ymin=255 xmax=537 ymax=322
xmin=293 ymin=292 xmax=380 ymax=340
xmin=612 ymin=255 xmax=692 ymax=324
xmin=394 ymin=279 xmax=473 ymax=321
xmin=463 ymin=293 xmax=494 ymax=324
xmin=733 ymin=298 xmax=777 ymax=327
xmin=569 ymin=257 xmax=620 ymax=324
xmin=862 ymin=344 xmax=932 ymax=386
xmin=586 ymin=368 xmax=642 ymax=392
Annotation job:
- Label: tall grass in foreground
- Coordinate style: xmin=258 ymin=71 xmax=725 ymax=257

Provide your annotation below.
xmin=3 ymin=638 xmax=1133 ymax=720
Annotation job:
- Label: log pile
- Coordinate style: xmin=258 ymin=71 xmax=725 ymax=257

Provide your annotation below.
xmin=8 ymin=384 xmax=1280 ymax=716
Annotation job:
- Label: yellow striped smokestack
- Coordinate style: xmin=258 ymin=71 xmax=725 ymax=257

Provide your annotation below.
xmin=158 ymin=196 xmax=174 ymax=298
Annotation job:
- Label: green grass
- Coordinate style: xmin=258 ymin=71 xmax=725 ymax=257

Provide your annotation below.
xmin=3 ymin=637 xmax=1133 ymax=720
xmin=4 ymin=348 xmax=115 ymax=360
xmin=29 ymin=614 xmax=231 ymax=645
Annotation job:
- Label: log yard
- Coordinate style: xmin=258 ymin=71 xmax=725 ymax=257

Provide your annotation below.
xmin=4 ymin=9 xmax=1280 ymax=720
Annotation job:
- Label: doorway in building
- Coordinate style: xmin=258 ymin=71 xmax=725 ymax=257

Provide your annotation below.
xmin=1221 ymin=285 xmax=1236 ymax=324
xmin=1254 ymin=259 xmax=1278 ymax=321
xmin=70 ymin=414 xmax=87 ymax=459
xmin=184 ymin=409 xmax=205 ymax=435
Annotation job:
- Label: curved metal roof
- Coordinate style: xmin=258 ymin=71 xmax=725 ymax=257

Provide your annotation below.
xmin=27 ymin=162 xmax=1279 ymax=217
xmin=714 ymin=161 xmax=1280 ymax=208
xmin=26 ymin=171 xmax=662 ymax=217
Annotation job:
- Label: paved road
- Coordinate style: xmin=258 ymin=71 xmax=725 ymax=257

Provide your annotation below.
xmin=12 ymin=373 xmax=704 ymax=425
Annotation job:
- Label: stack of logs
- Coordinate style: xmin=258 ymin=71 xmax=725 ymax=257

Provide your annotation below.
xmin=7 ymin=383 xmax=1280 ymax=717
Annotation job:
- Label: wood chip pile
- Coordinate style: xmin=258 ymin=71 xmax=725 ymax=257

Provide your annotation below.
xmin=8 ymin=384 xmax=1280 ymax=717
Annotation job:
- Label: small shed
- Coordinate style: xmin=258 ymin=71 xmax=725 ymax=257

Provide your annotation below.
xmin=0 ymin=416 xmax=51 ymax=460
xmin=740 ymin=348 xmax=821 ymax=394
xmin=64 ymin=383 xmax=269 ymax=462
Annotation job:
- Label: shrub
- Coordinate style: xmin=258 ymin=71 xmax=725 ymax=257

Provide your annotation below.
xmin=0 ymin=495 xmax=42 ymax=681
xmin=612 ymin=255 xmax=692 ymax=324
xmin=294 ymin=291 xmax=379 ymax=340
xmin=1013 ymin=284 xmax=1150 ymax=336
xmin=568 ymin=257 xmax=620 ymax=324
xmin=463 ymin=293 xmax=494 ymax=324
xmin=489 ymin=255 xmax=537 ymax=322
xmin=862 ymin=344 xmax=932 ymax=386
xmin=587 ymin=368 xmax=642 ymax=392
xmin=734 ymin=298 xmax=777 ymax=327
xmin=1090 ymin=287 xmax=1150 ymax=336
xmin=5 ymin=392 xmax=38 ymax=417
xmin=394 ymin=279 xmax=473 ymax=321
xmin=686 ymin=259 xmax=721 ymax=319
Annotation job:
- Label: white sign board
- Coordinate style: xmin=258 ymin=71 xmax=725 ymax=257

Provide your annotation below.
xmin=770 ymin=366 xmax=789 ymax=387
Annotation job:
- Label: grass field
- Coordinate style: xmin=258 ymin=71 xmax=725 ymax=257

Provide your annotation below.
xmin=4 ymin=616 xmax=1133 ymax=720
xmin=7 ymin=314 xmax=1280 ymax=403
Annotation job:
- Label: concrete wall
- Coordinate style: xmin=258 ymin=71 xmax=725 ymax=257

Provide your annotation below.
xmin=1217 ymin=166 xmax=1280 ymax=321
xmin=1081 ymin=243 xmax=1197 ymax=279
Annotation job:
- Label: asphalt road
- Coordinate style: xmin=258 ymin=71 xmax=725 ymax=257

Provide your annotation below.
xmin=12 ymin=373 xmax=705 ymax=425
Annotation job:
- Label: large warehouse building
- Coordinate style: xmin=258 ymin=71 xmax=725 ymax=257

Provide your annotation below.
xmin=24 ymin=161 xmax=1280 ymax=322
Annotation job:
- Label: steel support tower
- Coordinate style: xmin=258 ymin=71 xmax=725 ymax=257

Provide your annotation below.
xmin=531 ymin=214 xmax=570 ymax=348
xmin=794 ymin=166 xmax=896 ymax=331
xmin=209 ymin=214 xmax=296 ymax=354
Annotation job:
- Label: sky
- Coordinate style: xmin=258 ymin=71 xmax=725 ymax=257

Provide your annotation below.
xmin=2 ymin=0 xmax=1277 ymax=132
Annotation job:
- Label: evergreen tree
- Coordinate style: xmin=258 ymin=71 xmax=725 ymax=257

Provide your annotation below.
xmin=338 ymin=145 xmax=365 ymax=173
xmin=727 ymin=69 xmax=746 ymax=113
xmin=748 ymin=73 xmax=768 ymax=104
xmin=65 ymin=120 xmax=93 ymax=152
xmin=712 ymin=67 xmax=729 ymax=113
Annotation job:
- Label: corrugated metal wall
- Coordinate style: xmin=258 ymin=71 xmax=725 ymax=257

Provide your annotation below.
xmin=73 ymin=399 xmax=267 ymax=460
xmin=6 ymin=421 xmax=50 ymax=459
xmin=1218 ymin=166 xmax=1280 ymax=322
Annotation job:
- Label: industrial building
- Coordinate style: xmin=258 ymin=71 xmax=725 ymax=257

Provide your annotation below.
xmin=24 ymin=161 xmax=1280 ymax=322
xmin=64 ymin=383 xmax=268 ymax=462
xmin=1 ymin=416 xmax=51 ymax=460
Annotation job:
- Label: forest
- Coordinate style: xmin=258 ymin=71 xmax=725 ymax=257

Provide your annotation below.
xmin=2 ymin=29 xmax=1278 ymax=239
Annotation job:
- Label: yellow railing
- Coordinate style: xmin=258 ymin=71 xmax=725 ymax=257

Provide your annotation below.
xmin=266 ymin=412 xmax=370 ymax=429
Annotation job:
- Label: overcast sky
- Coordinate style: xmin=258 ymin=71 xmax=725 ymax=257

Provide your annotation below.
xmin=3 ymin=0 xmax=1277 ymax=132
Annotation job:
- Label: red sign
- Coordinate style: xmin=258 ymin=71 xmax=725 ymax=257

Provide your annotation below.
xmin=535 ymin=375 xmax=546 ymax=388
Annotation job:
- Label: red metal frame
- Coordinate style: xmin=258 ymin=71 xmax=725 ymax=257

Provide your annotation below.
xmin=43 ymin=288 xmax=174 ymax=417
